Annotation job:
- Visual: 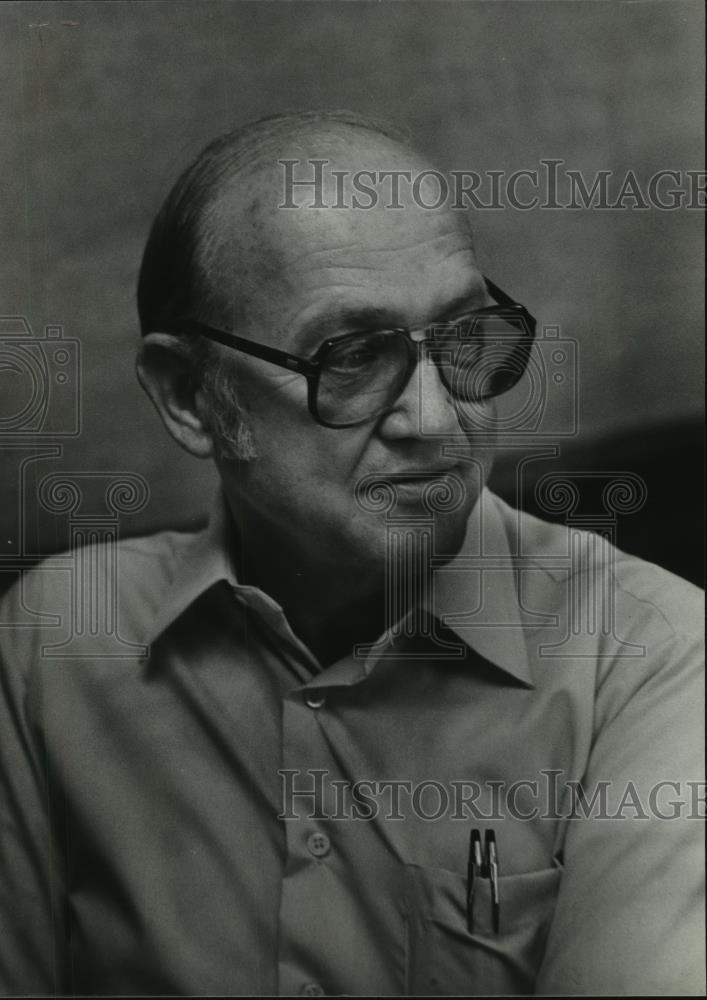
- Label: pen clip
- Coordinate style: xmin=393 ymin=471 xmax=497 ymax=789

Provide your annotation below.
xmin=485 ymin=829 xmax=500 ymax=934
xmin=466 ymin=829 xmax=482 ymax=933
xmin=467 ymin=828 xmax=501 ymax=935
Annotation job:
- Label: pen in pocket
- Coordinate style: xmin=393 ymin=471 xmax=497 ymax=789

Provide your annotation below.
xmin=466 ymin=827 xmax=500 ymax=933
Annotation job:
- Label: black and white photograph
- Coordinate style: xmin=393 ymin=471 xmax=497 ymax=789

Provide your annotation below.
xmin=0 ymin=1 xmax=704 ymax=995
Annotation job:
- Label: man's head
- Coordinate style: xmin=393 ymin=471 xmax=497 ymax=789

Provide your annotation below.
xmin=137 ymin=111 xmax=508 ymax=589
xmin=137 ymin=111 xmax=417 ymax=461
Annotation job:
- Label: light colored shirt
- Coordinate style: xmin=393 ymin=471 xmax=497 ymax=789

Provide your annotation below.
xmin=0 ymin=488 xmax=703 ymax=996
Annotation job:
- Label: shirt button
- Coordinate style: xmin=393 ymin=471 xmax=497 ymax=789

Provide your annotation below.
xmin=304 ymin=692 xmax=326 ymax=709
xmin=307 ymin=831 xmax=331 ymax=858
xmin=299 ymin=984 xmax=325 ymax=997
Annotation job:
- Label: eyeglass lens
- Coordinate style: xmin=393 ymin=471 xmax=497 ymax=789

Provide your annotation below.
xmin=315 ymin=314 xmax=530 ymax=426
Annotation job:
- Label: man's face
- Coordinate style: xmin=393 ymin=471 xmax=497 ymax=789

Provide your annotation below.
xmin=213 ymin=147 xmax=497 ymax=586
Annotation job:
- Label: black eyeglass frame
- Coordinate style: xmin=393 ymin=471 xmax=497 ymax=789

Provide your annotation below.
xmin=176 ymin=276 xmax=537 ymax=429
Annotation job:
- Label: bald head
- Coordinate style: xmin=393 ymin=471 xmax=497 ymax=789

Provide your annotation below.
xmin=137 ymin=110 xmax=473 ymax=339
xmin=139 ymin=112 xmax=403 ymax=333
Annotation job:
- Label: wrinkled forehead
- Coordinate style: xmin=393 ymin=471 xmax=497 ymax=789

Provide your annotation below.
xmin=203 ymin=135 xmax=480 ymax=333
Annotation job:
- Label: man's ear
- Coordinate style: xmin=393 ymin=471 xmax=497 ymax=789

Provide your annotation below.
xmin=136 ymin=333 xmax=214 ymax=459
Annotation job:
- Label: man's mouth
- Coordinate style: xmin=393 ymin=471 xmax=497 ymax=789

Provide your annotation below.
xmin=389 ymin=470 xmax=455 ymax=481
xmin=369 ymin=467 xmax=469 ymax=508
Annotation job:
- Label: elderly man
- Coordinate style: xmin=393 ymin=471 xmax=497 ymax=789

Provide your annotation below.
xmin=0 ymin=110 xmax=703 ymax=997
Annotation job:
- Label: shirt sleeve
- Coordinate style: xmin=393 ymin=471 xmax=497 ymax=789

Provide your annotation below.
xmin=0 ymin=572 xmax=67 ymax=995
xmin=535 ymin=627 xmax=705 ymax=996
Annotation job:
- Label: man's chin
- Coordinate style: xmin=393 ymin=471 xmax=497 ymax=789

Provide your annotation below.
xmin=429 ymin=507 xmax=474 ymax=562
xmin=348 ymin=502 xmax=473 ymax=576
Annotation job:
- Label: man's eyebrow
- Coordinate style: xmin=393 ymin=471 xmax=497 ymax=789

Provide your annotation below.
xmin=294 ymin=306 xmax=402 ymax=351
xmin=294 ymin=283 xmax=491 ymax=352
xmin=436 ymin=285 xmax=491 ymax=322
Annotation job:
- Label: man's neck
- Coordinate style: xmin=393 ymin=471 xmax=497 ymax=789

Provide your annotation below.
xmin=227 ymin=507 xmax=388 ymax=668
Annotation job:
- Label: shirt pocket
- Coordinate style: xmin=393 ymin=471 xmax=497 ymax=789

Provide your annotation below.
xmin=403 ymin=861 xmax=562 ymax=996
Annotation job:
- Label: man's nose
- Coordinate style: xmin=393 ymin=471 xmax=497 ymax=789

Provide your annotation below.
xmin=379 ymin=348 xmax=461 ymax=440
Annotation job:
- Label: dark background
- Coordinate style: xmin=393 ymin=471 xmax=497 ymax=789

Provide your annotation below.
xmin=0 ymin=0 xmax=703 ymax=588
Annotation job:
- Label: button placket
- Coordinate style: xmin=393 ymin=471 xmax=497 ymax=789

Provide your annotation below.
xmin=278 ymin=693 xmax=338 ymax=996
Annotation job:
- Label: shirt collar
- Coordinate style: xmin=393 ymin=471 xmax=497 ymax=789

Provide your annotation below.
xmin=146 ymin=487 xmax=533 ymax=687
xmin=422 ymin=487 xmax=534 ymax=687
xmin=145 ymin=491 xmax=241 ymax=646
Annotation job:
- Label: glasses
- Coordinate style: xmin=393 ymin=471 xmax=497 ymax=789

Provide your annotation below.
xmin=178 ymin=277 xmax=536 ymax=428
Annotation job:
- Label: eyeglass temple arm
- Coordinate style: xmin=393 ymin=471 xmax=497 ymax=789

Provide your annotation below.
xmin=176 ymin=319 xmax=318 ymax=376
xmin=483 ymin=276 xmax=520 ymax=308
xmin=481 ymin=277 xmax=537 ymax=337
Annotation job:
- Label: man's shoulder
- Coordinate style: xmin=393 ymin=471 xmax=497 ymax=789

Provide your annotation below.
xmin=489 ymin=491 xmax=703 ymax=647
xmin=20 ymin=524 xmax=197 ymax=595
xmin=0 ymin=525 xmax=202 ymax=664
